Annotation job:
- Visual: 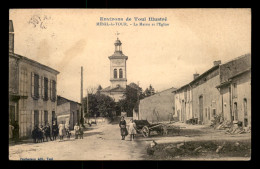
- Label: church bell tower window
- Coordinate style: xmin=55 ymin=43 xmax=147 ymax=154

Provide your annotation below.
xmin=119 ymin=69 xmax=123 ymax=78
xmin=114 ymin=69 xmax=117 ymax=79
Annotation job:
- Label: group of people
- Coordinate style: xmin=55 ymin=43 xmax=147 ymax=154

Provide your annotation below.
xmin=32 ymin=123 xmax=53 ymax=143
xmin=119 ymin=116 xmax=137 ymax=141
xmin=31 ymin=121 xmax=84 ymax=143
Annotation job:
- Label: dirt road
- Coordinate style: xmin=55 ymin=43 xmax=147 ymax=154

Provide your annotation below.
xmin=9 ymin=122 xmax=251 ymax=160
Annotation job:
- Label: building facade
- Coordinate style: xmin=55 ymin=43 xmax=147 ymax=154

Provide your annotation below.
xmin=57 ymin=96 xmax=81 ymax=130
xmin=9 ymin=20 xmax=59 ymax=138
xmin=101 ymin=38 xmax=128 ymax=102
xmin=174 ymin=54 xmax=251 ymax=127
xmin=133 ymin=87 xmax=177 ymax=123
xmin=216 ymin=54 xmax=251 ymax=127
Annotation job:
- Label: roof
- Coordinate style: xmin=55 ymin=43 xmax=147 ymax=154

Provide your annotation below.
xmin=9 ymin=52 xmax=60 ymax=75
xmin=174 ymin=65 xmax=219 ymax=93
xmin=114 ymin=38 xmax=122 ymax=45
xmin=57 ymin=95 xmax=81 ymax=105
xmin=100 ymin=85 xmax=126 ymax=93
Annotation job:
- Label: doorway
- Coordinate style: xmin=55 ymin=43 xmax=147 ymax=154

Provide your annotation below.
xmin=199 ymin=95 xmax=203 ymax=124
xmin=234 ymin=102 xmax=238 ymax=121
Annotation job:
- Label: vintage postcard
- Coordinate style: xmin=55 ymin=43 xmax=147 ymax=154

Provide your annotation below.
xmin=9 ymin=9 xmax=251 ymax=160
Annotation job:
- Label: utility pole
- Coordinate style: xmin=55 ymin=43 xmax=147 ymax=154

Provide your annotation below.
xmin=87 ymin=89 xmax=89 ymax=124
xmin=81 ymin=66 xmax=84 ymax=125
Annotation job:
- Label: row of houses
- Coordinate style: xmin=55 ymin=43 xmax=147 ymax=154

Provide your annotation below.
xmin=174 ymin=54 xmax=251 ymax=127
xmin=135 ymin=54 xmax=251 ymax=128
xmin=9 ymin=20 xmax=81 ymax=139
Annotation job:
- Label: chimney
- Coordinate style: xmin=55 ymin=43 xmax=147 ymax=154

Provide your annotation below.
xmin=193 ymin=73 xmax=199 ymax=79
xmin=213 ymin=60 xmax=221 ymax=66
xmin=9 ymin=20 xmax=14 ymax=53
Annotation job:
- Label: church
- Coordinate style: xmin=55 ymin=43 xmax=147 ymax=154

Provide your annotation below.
xmin=100 ymin=37 xmax=128 ymax=102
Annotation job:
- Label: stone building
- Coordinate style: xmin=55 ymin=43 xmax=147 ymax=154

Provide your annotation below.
xmin=57 ymin=96 xmax=81 ymax=130
xmin=174 ymin=54 xmax=251 ymax=127
xmin=9 ymin=20 xmax=59 ymax=138
xmin=100 ymin=38 xmax=128 ymax=102
xmin=133 ymin=87 xmax=177 ymax=123
xmin=216 ymin=54 xmax=251 ymax=127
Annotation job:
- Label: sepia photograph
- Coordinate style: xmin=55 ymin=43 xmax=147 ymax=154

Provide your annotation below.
xmin=9 ymin=8 xmax=251 ymax=161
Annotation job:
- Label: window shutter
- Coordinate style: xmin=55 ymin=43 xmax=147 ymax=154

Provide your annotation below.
xmin=49 ymin=79 xmax=52 ymax=100
xmin=31 ymin=72 xmax=34 ymax=97
xmin=39 ymin=76 xmax=42 ymax=98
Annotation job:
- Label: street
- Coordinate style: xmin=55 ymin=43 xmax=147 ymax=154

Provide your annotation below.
xmin=9 ymin=122 xmax=251 ymax=160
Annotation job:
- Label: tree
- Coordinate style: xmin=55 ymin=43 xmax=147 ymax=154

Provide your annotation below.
xmin=144 ymin=84 xmax=155 ymax=97
xmin=96 ymin=85 xmax=103 ymax=95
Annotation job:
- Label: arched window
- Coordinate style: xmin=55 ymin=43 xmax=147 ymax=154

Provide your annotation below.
xmin=114 ymin=69 xmax=117 ymax=78
xmin=119 ymin=68 xmax=123 ymax=78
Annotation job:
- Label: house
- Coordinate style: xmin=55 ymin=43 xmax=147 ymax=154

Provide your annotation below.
xmin=133 ymin=87 xmax=177 ymax=123
xmin=216 ymin=54 xmax=251 ymax=127
xmin=57 ymin=96 xmax=81 ymax=130
xmin=174 ymin=54 xmax=251 ymax=127
xmin=9 ymin=20 xmax=59 ymax=138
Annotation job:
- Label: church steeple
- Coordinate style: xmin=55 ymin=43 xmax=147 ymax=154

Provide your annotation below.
xmin=108 ymin=37 xmax=128 ymax=89
xmin=114 ymin=38 xmax=122 ymax=53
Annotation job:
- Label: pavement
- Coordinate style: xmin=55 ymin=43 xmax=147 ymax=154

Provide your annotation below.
xmin=9 ymin=122 xmax=251 ymax=160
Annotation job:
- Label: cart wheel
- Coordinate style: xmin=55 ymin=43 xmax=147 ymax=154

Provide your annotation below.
xmin=141 ymin=126 xmax=150 ymax=137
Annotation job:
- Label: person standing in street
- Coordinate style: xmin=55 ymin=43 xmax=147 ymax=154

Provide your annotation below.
xmin=119 ymin=116 xmax=128 ymax=140
xmin=9 ymin=122 xmax=14 ymax=141
xmin=65 ymin=122 xmax=71 ymax=140
xmin=79 ymin=124 xmax=84 ymax=139
xmin=58 ymin=121 xmax=66 ymax=141
xmin=128 ymin=119 xmax=137 ymax=141
xmin=32 ymin=125 xmax=38 ymax=143
xmin=52 ymin=121 xmax=58 ymax=141
xmin=44 ymin=123 xmax=52 ymax=141
xmin=13 ymin=121 xmax=19 ymax=143
xmin=74 ymin=123 xmax=80 ymax=139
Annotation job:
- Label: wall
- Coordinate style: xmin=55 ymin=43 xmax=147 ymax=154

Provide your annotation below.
xmin=231 ymin=71 xmax=251 ymax=127
xmin=138 ymin=88 xmax=176 ymax=123
xmin=18 ymin=58 xmax=58 ymax=138
xmin=175 ymin=86 xmax=193 ymax=122
xmin=192 ymin=70 xmax=221 ymax=125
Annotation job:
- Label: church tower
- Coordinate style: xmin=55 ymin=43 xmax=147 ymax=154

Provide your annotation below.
xmin=109 ymin=38 xmax=128 ymax=89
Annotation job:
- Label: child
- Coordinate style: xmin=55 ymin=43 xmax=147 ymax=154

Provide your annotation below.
xmin=128 ymin=119 xmax=137 ymax=141
xmin=79 ymin=124 xmax=84 ymax=139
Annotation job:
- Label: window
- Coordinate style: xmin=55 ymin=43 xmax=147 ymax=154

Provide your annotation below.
xmin=44 ymin=77 xmax=48 ymax=101
xmin=114 ymin=69 xmax=117 ymax=78
xmin=34 ymin=110 xmax=39 ymax=126
xmin=233 ymin=83 xmax=237 ymax=98
xmin=50 ymin=80 xmax=56 ymax=101
xmin=119 ymin=68 xmax=123 ymax=78
xmin=20 ymin=68 xmax=28 ymax=96
xmin=31 ymin=73 xmax=40 ymax=99
xmin=44 ymin=111 xmax=48 ymax=125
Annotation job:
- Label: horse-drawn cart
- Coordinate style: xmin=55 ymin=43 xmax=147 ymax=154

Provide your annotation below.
xmin=133 ymin=120 xmax=182 ymax=138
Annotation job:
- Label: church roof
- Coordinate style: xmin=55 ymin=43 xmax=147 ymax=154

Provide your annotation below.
xmin=100 ymin=85 xmax=126 ymax=93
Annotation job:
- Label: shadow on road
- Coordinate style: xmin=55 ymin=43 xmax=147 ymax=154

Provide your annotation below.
xmin=84 ymin=132 xmax=103 ymax=137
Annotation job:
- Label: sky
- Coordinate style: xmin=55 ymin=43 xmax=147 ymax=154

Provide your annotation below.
xmin=9 ymin=9 xmax=251 ymax=102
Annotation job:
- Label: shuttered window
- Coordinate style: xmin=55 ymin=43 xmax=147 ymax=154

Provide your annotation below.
xmin=31 ymin=73 xmax=40 ymax=99
xmin=44 ymin=77 xmax=48 ymax=101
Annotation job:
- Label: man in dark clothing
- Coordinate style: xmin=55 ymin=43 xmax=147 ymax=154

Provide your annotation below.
xmin=13 ymin=121 xmax=19 ymax=143
xmin=52 ymin=121 xmax=58 ymax=141
xmin=44 ymin=123 xmax=52 ymax=141
xmin=32 ymin=125 xmax=38 ymax=143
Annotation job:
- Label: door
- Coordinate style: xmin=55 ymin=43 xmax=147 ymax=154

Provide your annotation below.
xmin=243 ymin=99 xmax=248 ymax=127
xmin=181 ymin=100 xmax=185 ymax=122
xmin=9 ymin=105 xmax=15 ymax=125
xmin=199 ymin=96 xmax=203 ymax=123
xmin=44 ymin=111 xmax=48 ymax=125
xmin=234 ymin=102 xmax=238 ymax=121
